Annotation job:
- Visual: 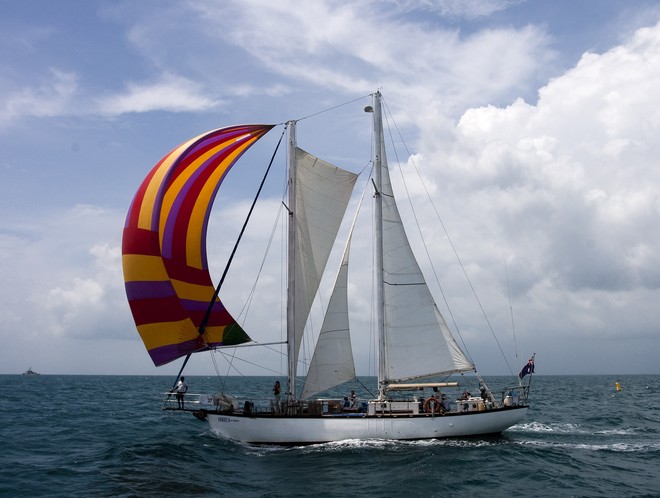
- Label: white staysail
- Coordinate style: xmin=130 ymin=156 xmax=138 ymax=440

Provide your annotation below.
xmin=301 ymin=233 xmax=355 ymax=399
xmin=291 ymin=148 xmax=358 ymax=378
xmin=378 ymin=133 xmax=474 ymax=382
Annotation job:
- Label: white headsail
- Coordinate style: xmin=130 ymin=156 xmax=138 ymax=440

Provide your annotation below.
xmin=301 ymin=232 xmax=355 ymax=399
xmin=291 ymin=147 xmax=358 ymax=381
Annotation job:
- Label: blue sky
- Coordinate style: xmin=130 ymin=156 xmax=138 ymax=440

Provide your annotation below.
xmin=2 ymin=0 xmax=660 ymax=376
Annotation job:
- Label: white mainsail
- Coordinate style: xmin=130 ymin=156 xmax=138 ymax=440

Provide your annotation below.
xmin=377 ymin=127 xmax=474 ymax=382
xmin=291 ymin=147 xmax=358 ymax=380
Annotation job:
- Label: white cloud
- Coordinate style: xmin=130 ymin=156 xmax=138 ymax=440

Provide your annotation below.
xmin=0 ymin=1 xmax=550 ymax=127
xmin=96 ymin=73 xmax=225 ymax=115
xmin=0 ymin=68 xmax=225 ymax=126
xmin=401 ymin=21 xmax=660 ymax=370
xmin=0 ymin=69 xmax=78 ymax=127
xmin=424 ymin=0 xmax=521 ymax=19
xmin=190 ymin=0 xmax=551 ymax=113
xmin=46 ymin=278 xmax=104 ymax=334
xmin=0 ymin=205 xmax=130 ymax=343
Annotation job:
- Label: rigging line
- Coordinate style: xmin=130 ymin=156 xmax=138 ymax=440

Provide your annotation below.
xmin=356 ymin=377 xmax=377 ymax=399
xmin=216 ymin=350 xmax=248 ymax=378
xmin=234 ymin=158 xmax=289 ymax=342
xmin=218 ymin=350 xmax=286 ymax=376
xmin=381 ymin=97 xmax=515 ymax=377
xmin=216 ymin=340 xmax=287 ymax=349
xmin=214 ymin=341 xmax=289 ymax=382
xmin=356 ymin=159 xmax=373 ymax=178
xmin=235 ymin=200 xmax=286 ymax=322
xmin=254 ymin=342 xmax=288 ymax=357
xmin=210 ymin=346 xmax=233 ymax=394
xmin=230 ymin=148 xmax=288 ymax=368
xmin=212 ymin=336 xmax=264 ymax=393
xmin=295 ymin=93 xmax=373 ymax=123
xmin=197 ymin=125 xmax=286 ymax=338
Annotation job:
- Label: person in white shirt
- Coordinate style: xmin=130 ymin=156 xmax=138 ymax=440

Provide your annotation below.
xmin=175 ymin=377 xmax=188 ymax=409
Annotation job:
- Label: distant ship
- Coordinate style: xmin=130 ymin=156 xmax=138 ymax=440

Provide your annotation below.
xmin=22 ymin=367 xmax=39 ymax=376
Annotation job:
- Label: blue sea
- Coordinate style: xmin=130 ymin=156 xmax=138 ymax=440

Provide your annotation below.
xmin=1 ymin=374 xmax=658 ymax=497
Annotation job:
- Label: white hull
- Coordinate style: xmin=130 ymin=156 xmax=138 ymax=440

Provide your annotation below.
xmin=206 ymin=406 xmax=527 ymax=444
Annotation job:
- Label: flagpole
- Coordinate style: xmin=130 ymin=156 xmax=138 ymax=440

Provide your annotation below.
xmin=525 ymin=353 xmax=536 ymax=401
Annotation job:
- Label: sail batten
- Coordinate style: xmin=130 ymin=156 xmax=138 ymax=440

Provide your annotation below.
xmin=122 ymin=124 xmax=274 ymax=366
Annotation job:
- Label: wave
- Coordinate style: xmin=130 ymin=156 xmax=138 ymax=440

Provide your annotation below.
xmin=512 ymin=421 xmax=640 ymax=436
xmin=511 ymin=421 xmax=582 ymax=433
xmin=299 ymin=437 xmax=495 ymax=453
xmin=515 ymin=439 xmax=660 ymax=453
xmin=233 ymin=436 xmax=498 ymax=455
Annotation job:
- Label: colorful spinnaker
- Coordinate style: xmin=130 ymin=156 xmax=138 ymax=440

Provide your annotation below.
xmin=122 ymin=124 xmax=274 ymax=366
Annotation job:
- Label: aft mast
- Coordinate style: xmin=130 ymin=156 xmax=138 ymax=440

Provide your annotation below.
xmin=370 ymin=92 xmax=387 ymax=399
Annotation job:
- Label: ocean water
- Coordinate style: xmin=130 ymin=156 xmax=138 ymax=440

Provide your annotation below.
xmin=1 ymin=374 xmax=658 ymax=497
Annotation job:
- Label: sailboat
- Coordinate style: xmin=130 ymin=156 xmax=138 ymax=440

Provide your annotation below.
xmin=122 ymin=92 xmax=531 ymax=444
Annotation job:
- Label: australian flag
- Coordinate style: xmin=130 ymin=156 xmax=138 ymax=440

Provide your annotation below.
xmin=519 ymin=356 xmax=535 ymax=379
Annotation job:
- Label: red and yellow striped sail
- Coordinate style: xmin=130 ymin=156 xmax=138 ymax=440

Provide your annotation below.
xmin=122 ymin=124 xmax=274 ymax=366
